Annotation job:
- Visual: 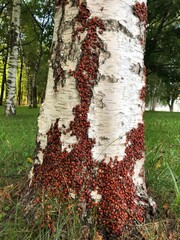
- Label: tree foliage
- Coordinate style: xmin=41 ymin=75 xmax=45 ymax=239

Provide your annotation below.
xmin=21 ymin=0 xmax=54 ymax=106
xmin=145 ymin=0 xmax=180 ymax=111
xmin=0 ymin=0 xmax=53 ymax=106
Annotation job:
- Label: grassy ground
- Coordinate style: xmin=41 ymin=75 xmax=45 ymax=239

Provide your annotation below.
xmin=145 ymin=111 xmax=180 ymax=217
xmin=0 ymin=107 xmax=39 ymax=188
xmin=0 ymin=107 xmax=179 ymax=239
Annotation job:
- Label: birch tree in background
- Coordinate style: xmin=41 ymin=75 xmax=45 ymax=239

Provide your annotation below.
xmin=4 ymin=0 xmax=21 ymax=116
xmin=26 ymin=0 xmax=155 ymax=237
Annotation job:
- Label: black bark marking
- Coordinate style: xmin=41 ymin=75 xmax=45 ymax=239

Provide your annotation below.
xmin=100 ymin=136 xmax=110 ymax=141
xmin=104 ymin=19 xmax=133 ymax=38
xmin=51 ymin=3 xmax=66 ymax=91
xmin=95 ymin=91 xmax=106 ymax=108
xmin=9 ymin=23 xmax=18 ymax=52
xmin=118 ymin=22 xmax=133 ymax=38
xmin=130 ymin=63 xmax=143 ymax=76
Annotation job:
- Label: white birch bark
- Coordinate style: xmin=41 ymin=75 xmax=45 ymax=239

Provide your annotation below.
xmin=33 ymin=0 xmax=147 ymax=194
xmin=32 ymin=3 xmax=81 ymax=166
xmin=87 ymin=0 xmax=147 ymax=195
xmin=5 ymin=0 xmax=21 ymax=116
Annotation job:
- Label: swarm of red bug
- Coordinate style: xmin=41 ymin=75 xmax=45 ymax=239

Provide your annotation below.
xmin=32 ymin=2 xmax=146 ymax=237
xmin=133 ymin=2 xmax=147 ymax=25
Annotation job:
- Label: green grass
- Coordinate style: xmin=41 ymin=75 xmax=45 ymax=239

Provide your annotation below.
xmin=0 ymin=107 xmax=179 ymax=239
xmin=0 ymin=106 xmax=39 ymax=187
xmin=145 ymin=111 xmax=180 ymax=216
xmin=0 ymin=198 xmax=88 ymax=240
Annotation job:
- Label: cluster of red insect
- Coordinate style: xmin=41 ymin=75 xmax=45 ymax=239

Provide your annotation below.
xmin=96 ymin=123 xmax=145 ymax=236
xmin=140 ymin=86 xmax=146 ymax=101
xmin=32 ymin=2 xmax=145 ymax=237
xmin=133 ymin=2 xmax=147 ymax=24
xmin=33 ymin=1 xmax=105 ymax=212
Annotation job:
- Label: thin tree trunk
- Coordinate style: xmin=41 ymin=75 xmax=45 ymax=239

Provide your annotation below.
xmin=31 ymin=61 xmax=38 ymax=108
xmin=31 ymin=40 xmax=43 ymax=108
xmin=170 ymin=106 xmax=173 ymax=112
xmin=32 ymin=60 xmax=40 ymax=108
xmin=32 ymin=83 xmax=37 ymax=107
xmin=17 ymin=55 xmax=23 ymax=105
xmin=23 ymin=58 xmax=34 ymax=107
xmin=169 ymin=101 xmax=174 ymax=112
xmin=4 ymin=0 xmax=21 ymax=116
xmin=0 ymin=54 xmax=8 ymax=106
xmin=150 ymin=99 xmax=156 ymax=111
xmin=24 ymin=1 xmax=155 ymax=237
xmin=26 ymin=68 xmax=33 ymax=107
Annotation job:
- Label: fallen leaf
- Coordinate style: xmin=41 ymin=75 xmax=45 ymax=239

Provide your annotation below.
xmin=27 ymin=158 xmax=33 ymax=163
xmin=155 ymin=161 xmax=161 ymax=169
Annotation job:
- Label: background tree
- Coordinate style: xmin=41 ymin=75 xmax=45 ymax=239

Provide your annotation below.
xmin=0 ymin=0 xmax=53 ymax=109
xmin=16 ymin=46 xmax=22 ymax=105
xmin=21 ymin=0 xmax=53 ymax=107
xmin=145 ymin=74 xmax=163 ymax=111
xmin=145 ymin=0 xmax=180 ymax=111
xmin=4 ymin=0 xmax=21 ymax=116
xmin=0 ymin=54 xmax=8 ymax=106
xmin=0 ymin=1 xmax=11 ymax=106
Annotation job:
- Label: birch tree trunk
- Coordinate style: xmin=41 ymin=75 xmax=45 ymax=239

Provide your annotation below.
xmin=4 ymin=0 xmax=21 ymax=116
xmin=27 ymin=0 xmax=155 ymax=237
xmin=31 ymin=44 xmax=43 ymax=108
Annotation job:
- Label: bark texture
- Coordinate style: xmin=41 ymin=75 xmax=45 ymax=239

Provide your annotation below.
xmin=4 ymin=0 xmax=21 ymax=116
xmin=27 ymin=0 xmax=154 ymax=237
